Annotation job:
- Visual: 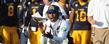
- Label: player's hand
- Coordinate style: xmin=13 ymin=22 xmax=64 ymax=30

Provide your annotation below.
xmin=38 ymin=22 xmax=43 ymax=28
xmin=88 ymin=16 xmax=96 ymax=25
xmin=43 ymin=32 xmax=53 ymax=39
xmin=90 ymin=20 xmax=96 ymax=25
xmin=38 ymin=22 xmax=47 ymax=33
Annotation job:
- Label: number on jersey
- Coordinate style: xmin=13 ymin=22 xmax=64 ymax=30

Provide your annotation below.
xmin=8 ymin=5 xmax=14 ymax=16
xmin=75 ymin=9 xmax=86 ymax=22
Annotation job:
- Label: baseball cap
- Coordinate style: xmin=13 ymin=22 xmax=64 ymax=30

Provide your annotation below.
xmin=47 ymin=5 xmax=59 ymax=14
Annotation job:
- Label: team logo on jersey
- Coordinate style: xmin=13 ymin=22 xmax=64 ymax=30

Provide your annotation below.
xmin=61 ymin=26 xmax=67 ymax=32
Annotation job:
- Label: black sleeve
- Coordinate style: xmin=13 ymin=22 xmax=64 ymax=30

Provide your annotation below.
xmin=25 ymin=9 xmax=32 ymax=26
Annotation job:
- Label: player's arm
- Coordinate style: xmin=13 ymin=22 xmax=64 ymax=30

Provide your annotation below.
xmin=69 ymin=1 xmax=76 ymax=31
xmin=38 ymin=23 xmax=46 ymax=33
xmin=69 ymin=8 xmax=74 ymax=24
xmin=69 ymin=8 xmax=74 ymax=32
xmin=87 ymin=16 xmax=96 ymax=25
